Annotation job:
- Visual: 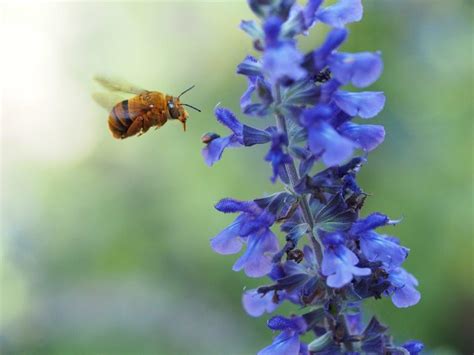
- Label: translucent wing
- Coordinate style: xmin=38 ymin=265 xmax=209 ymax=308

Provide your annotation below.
xmin=93 ymin=75 xmax=148 ymax=95
xmin=92 ymin=92 xmax=125 ymax=111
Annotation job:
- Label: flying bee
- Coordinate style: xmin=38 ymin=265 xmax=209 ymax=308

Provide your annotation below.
xmin=92 ymin=75 xmax=201 ymax=139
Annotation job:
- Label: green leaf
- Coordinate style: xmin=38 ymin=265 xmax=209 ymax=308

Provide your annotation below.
xmin=313 ymin=194 xmax=357 ymax=232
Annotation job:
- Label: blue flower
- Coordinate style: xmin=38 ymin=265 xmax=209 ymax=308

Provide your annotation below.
xmin=241 ymin=75 xmax=274 ymax=116
xmin=237 ymin=55 xmax=263 ymax=77
xmin=350 ymin=213 xmax=408 ymax=270
xmin=265 ymin=132 xmax=293 ymax=182
xmin=301 ymin=105 xmax=357 ymax=166
xmin=359 ymin=232 xmax=408 ymax=271
xmin=243 ymin=288 xmax=281 ymax=317
xmin=333 ymin=91 xmax=385 ymax=119
xmin=316 ymin=0 xmax=363 ymax=28
xmin=313 ymin=28 xmax=348 ymax=71
xmin=338 ymin=122 xmax=385 ymax=152
xmin=210 ymin=214 xmax=248 ymax=255
xmin=350 ymin=212 xmax=400 ymax=234
xmin=232 ymin=230 xmax=279 ymax=277
xmin=202 ymin=107 xmax=271 ymax=166
xmin=301 ymin=0 xmax=324 ymax=30
xmin=402 ymin=340 xmax=424 ymax=355
xmin=211 ymin=194 xmax=295 ymax=277
xmin=385 ymin=267 xmax=421 ymax=308
xmin=321 ymin=232 xmax=371 ymax=288
xmin=259 ymin=315 xmax=308 ymax=355
xmin=329 ymin=51 xmax=383 ymax=88
xmin=263 ymin=17 xmax=306 ymax=85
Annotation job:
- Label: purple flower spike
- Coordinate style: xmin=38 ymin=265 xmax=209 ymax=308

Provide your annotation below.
xmin=206 ymin=0 xmax=423 ymax=351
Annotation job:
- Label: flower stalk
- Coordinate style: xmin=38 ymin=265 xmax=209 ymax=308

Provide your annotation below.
xmin=202 ymin=1 xmax=423 ymax=354
xmin=273 ymin=83 xmax=323 ymax=265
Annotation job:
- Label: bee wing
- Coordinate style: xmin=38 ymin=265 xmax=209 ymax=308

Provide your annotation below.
xmin=93 ymin=75 xmax=148 ymax=95
xmin=92 ymin=92 xmax=126 ymax=111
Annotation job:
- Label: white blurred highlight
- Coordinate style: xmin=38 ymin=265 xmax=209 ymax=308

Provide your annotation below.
xmin=1 ymin=4 xmax=98 ymax=163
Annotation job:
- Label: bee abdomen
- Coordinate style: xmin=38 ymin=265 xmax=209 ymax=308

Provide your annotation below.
xmin=108 ymin=100 xmax=134 ymax=138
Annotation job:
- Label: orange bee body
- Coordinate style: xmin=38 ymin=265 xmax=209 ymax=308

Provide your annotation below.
xmin=108 ymin=92 xmax=188 ymax=139
xmin=93 ymin=76 xmax=200 ymax=139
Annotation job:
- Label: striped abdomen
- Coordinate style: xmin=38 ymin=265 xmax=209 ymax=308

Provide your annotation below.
xmin=107 ymin=93 xmax=168 ymax=139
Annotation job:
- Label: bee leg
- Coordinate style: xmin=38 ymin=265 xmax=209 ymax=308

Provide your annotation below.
xmin=142 ymin=116 xmax=153 ymax=133
xmin=126 ymin=117 xmax=145 ymax=137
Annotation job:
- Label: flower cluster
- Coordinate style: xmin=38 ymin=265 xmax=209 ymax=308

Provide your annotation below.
xmin=202 ymin=0 xmax=423 ymax=353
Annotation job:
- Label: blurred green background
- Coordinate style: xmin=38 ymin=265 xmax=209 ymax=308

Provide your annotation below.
xmin=1 ymin=1 xmax=472 ymax=354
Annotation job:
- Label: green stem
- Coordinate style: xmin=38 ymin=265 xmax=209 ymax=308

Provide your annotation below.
xmin=273 ymin=84 xmax=323 ymax=266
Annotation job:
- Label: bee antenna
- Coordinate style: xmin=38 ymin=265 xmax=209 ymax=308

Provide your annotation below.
xmin=178 ymin=84 xmax=196 ymax=99
xmin=182 ymin=103 xmax=201 ymax=112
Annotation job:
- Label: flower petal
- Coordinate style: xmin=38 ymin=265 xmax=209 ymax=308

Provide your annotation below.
xmin=302 ymin=0 xmax=324 ymax=29
xmin=215 ymin=198 xmax=255 ymax=213
xmin=316 ymin=0 xmax=363 ymax=28
xmin=333 ymin=91 xmax=385 ymax=118
xmin=308 ymin=121 xmax=356 ymax=166
xmin=338 ymin=122 xmax=385 ymax=152
xmin=350 ymin=212 xmax=391 ymax=234
xmin=387 ymin=268 xmax=421 ymax=308
xmin=214 ymin=107 xmax=243 ymax=135
xmin=359 ymin=231 xmax=409 ymax=270
xmin=242 ymin=288 xmax=280 ymax=317
xmin=210 ymin=216 xmax=244 ymax=255
xmin=237 ymin=55 xmax=263 ymax=77
xmin=232 ymin=230 xmax=279 ymax=278
xmin=402 ymin=340 xmax=424 ymax=355
xmin=258 ymin=331 xmax=300 ymax=355
xmin=202 ymin=136 xmax=235 ymax=166
xmin=314 ymin=28 xmax=348 ymax=70
xmin=264 ymin=44 xmax=307 ymax=85
xmin=322 ymin=243 xmax=370 ymax=288
xmin=329 ymin=51 xmax=383 ymax=88
xmin=326 ymin=268 xmax=353 ymax=288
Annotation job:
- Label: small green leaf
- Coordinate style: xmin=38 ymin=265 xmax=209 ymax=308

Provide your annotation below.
xmin=313 ymin=194 xmax=357 ymax=232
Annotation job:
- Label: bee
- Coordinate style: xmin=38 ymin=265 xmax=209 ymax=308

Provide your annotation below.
xmin=93 ymin=75 xmax=200 ymax=139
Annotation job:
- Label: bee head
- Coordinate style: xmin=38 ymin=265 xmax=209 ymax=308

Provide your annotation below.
xmin=168 ymin=85 xmax=201 ymax=131
xmin=167 ymin=97 xmax=188 ymax=131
